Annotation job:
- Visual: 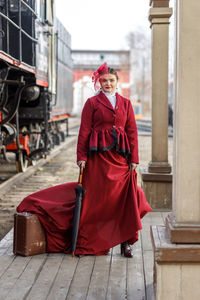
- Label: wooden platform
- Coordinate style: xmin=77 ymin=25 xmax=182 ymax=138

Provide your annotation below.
xmin=0 ymin=212 xmax=168 ymax=300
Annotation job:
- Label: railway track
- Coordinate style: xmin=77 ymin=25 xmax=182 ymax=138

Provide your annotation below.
xmin=136 ymin=120 xmax=173 ymax=137
xmin=0 ymin=118 xmax=80 ymax=183
xmin=0 ymin=119 xmax=80 ymax=240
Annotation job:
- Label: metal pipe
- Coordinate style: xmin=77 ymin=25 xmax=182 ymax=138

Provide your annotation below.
xmin=6 ymin=0 xmax=9 ymax=54
xmin=15 ymin=109 xmax=20 ymax=150
xmin=0 ymin=77 xmax=26 ymax=125
xmin=2 ymin=146 xmax=11 ymax=163
xmin=19 ymin=0 xmax=22 ymax=61
xmin=0 ymin=79 xmax=25 ymax=85
xmin=52 ymin=31 xmax=58 ymax=107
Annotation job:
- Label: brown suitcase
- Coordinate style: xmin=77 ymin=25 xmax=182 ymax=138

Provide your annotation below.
xmin=13 ymin=212 xmax=46 ymax=256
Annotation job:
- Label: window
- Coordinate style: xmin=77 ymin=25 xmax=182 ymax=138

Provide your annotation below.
xmin=36 ymin=0 xmax=45 ymax=22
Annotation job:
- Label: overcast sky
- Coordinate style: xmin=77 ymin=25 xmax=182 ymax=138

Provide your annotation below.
xmin=55 ymin=0 xmax=152 ymax=50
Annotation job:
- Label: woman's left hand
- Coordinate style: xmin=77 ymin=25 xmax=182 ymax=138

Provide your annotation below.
xmin=129 ymin=163 xmax=137 ymax=171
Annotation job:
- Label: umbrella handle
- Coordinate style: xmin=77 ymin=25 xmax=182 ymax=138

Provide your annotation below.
xmin=78 ymin=167 xmax=83 ymax=185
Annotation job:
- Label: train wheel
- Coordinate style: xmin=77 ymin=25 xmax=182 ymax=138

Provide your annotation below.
xmin=16 ymin=151 xmax=28 ymax=172
xmin=28 ymin=159 xmax=36 ymax=167
xmin=60 ymin=131 xmax=65 ymax=142
xmin=48 ymin=136 xmax=55 ymax=149
xmin=53 ymin=134 xmax=61 ymax=146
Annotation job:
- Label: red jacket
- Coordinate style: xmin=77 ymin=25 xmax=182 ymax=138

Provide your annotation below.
xmin=77 ymin=91 xmax=139 ymax=164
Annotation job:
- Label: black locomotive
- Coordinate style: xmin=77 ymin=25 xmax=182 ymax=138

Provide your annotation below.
xmin=0 ymin=0 xmax=73 ymax=171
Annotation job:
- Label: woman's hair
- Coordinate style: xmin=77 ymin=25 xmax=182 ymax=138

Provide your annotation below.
xmin=108 ymin=67 xmax=119 ymax=80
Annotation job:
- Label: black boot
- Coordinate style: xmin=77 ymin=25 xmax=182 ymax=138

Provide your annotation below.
xmin=120 ymin=241 xmax=133 ymax=258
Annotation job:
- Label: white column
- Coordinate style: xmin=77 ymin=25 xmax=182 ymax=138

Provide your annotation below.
xmin=148 ymin=0 xmax=172 ymax=173
xmin=173 ymin=0 xmax=200 ymax=224
xmin=140 ymin=0 xmax=173 ymax=210
xmin=151 ymin=1 xmax=200 ymax=297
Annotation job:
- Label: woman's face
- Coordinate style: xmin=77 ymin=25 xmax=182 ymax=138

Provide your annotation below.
xmin=99 ymin=73 xmax=118 ymax=93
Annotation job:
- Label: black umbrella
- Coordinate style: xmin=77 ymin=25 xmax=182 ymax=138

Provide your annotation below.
xmin=72 ymin=167 xmax=85 ymax=258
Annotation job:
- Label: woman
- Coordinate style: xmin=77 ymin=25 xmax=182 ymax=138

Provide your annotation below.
xmin=75 ymin=62 xmax=151 ymax=257
xmin=17 ymin=63 xmax=151 ymax=257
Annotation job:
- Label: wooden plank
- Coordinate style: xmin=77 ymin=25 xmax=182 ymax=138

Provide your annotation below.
xmin=150 ymin=225 xmax=161 ymax=250
xmin=0 ymin=229 xmax=13 ymax=247
xmin=0 ymin=256 xmax=15 ymax=279
xmin=161 ymin=212 xmax=169 ymax=224
xmin=0 ymin=255 xmax=32 ymax=299
xmin=0 ymin=230 xmax=16 ymax=278
xmin=66 ymin=255 xmax=95 ymax=300
xmin=0 ymin=230 xmax=13 ymax=256
xmin=141 ymin=224 xmax=155 ymax=300
xmin=106 ymin=245 xmax=127 ymax=299
xmin=142 ymin=212 xmax=164 ymax=228
xmin=153 ymin=226 xmax=200 ymax=263
xmin=157 ymin=225 xmax=171 ymax=247
xmin=86 ymin=252 xmax=112 ymax=300
xmin=141 ymin=228 xmax=153 ymax=252
xmin=0 ymin=207 xmax=158 ymax=300
xmin=5 ymin=244 xmax=14 ymax=256
xmin=46 ymin=255 xmax=79 ymax=300
xmin=25 ymin=253 xmax=64 ymax=300
xmin=158 ymin=225 xmax=200 ymax=251
xmin=166 ymin=214 xmax=200 ymax=243
xmin=141 ymin=212 xmax=164 ymax=252
xmin=127 ymin=235 xmax=146 ymax=300
xmin=4 ymin=254 xmax=48 ymax=300
xmin=143 ymin=250 xmax=155 ymax=300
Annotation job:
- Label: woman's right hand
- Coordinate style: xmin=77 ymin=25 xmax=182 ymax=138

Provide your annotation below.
xmin=77 ymin=160 xmax=86 ymax=169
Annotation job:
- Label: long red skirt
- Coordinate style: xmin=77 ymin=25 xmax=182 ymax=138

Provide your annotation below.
xmin=17 ymin=149 xmax=152 ymax=255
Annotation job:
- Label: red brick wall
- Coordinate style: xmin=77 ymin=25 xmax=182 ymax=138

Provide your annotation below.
xmin=73 ymin=70 xmax=93 ymax=82
xmin=118 ymin=70 xmax=130 ymax=99
xmin=73 ymin=70 xmax=130 ymax=99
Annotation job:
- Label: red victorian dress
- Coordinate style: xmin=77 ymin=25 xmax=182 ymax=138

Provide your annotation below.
xmin=17 ymin=91 xmax=152 ymax=255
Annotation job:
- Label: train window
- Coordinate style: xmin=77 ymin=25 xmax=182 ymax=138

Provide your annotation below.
xmin=8 ymin=0 xmax=19 ymax=25
xmin=41 ymin=0 xmax=46 ymax=22
xmin=20 ymin=0 xmax=33 ymax=12
xmin=9 ymin=22 xmax=20 ymax=59
xmin=36 ymin=0 xmax=45 ymax=22
xmin=21 ymin=0 xmax=36 ymax=65
xmin=29 ymin=0 xmax=35 ymax=9
xmin=36 ymin=0 xmax=40 ymax=16
xmin=9 ymin=0 xmax=18 ymax=12
xmin=46 ymin=0 xmax=53 ymax=25
xmin=0 ymin=0 xmax=36 ymax=65
xmin=0 ymin=0 xmax=5 ymax=7
xmin=21 ymin=2 xmax=33 ymax=36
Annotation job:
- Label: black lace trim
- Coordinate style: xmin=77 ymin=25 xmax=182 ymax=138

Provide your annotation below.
xmin=88 ymin=129 xmax=131 ymax=158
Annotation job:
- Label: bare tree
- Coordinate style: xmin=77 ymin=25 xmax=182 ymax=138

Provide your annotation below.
xmin=126 ymin=28 xmax=151 ymax=113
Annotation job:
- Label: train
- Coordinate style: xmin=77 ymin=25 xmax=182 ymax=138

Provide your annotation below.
xmin=0 ymin=0 xmax=73 ymax=172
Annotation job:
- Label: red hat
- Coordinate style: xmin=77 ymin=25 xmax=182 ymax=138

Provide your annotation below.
xmin=92 ymin=62 xmax=108 ymax=91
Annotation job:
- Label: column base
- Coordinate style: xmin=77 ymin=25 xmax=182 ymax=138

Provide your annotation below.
xmin=140 ymin=167 xmax=172 ymax=210
xmin=166 ymin=213 xmax=200 ymax=243
xmin=151 ymin=225 xmax=200 ymax=300
xmin=148 ymin=161 xmax=172 ymax=173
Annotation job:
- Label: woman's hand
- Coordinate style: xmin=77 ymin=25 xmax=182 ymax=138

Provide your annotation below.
xmin=129 ymin=163 xmax=137 ymax=171
xmin=77 ymin=160 xmax=86 ymax=169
